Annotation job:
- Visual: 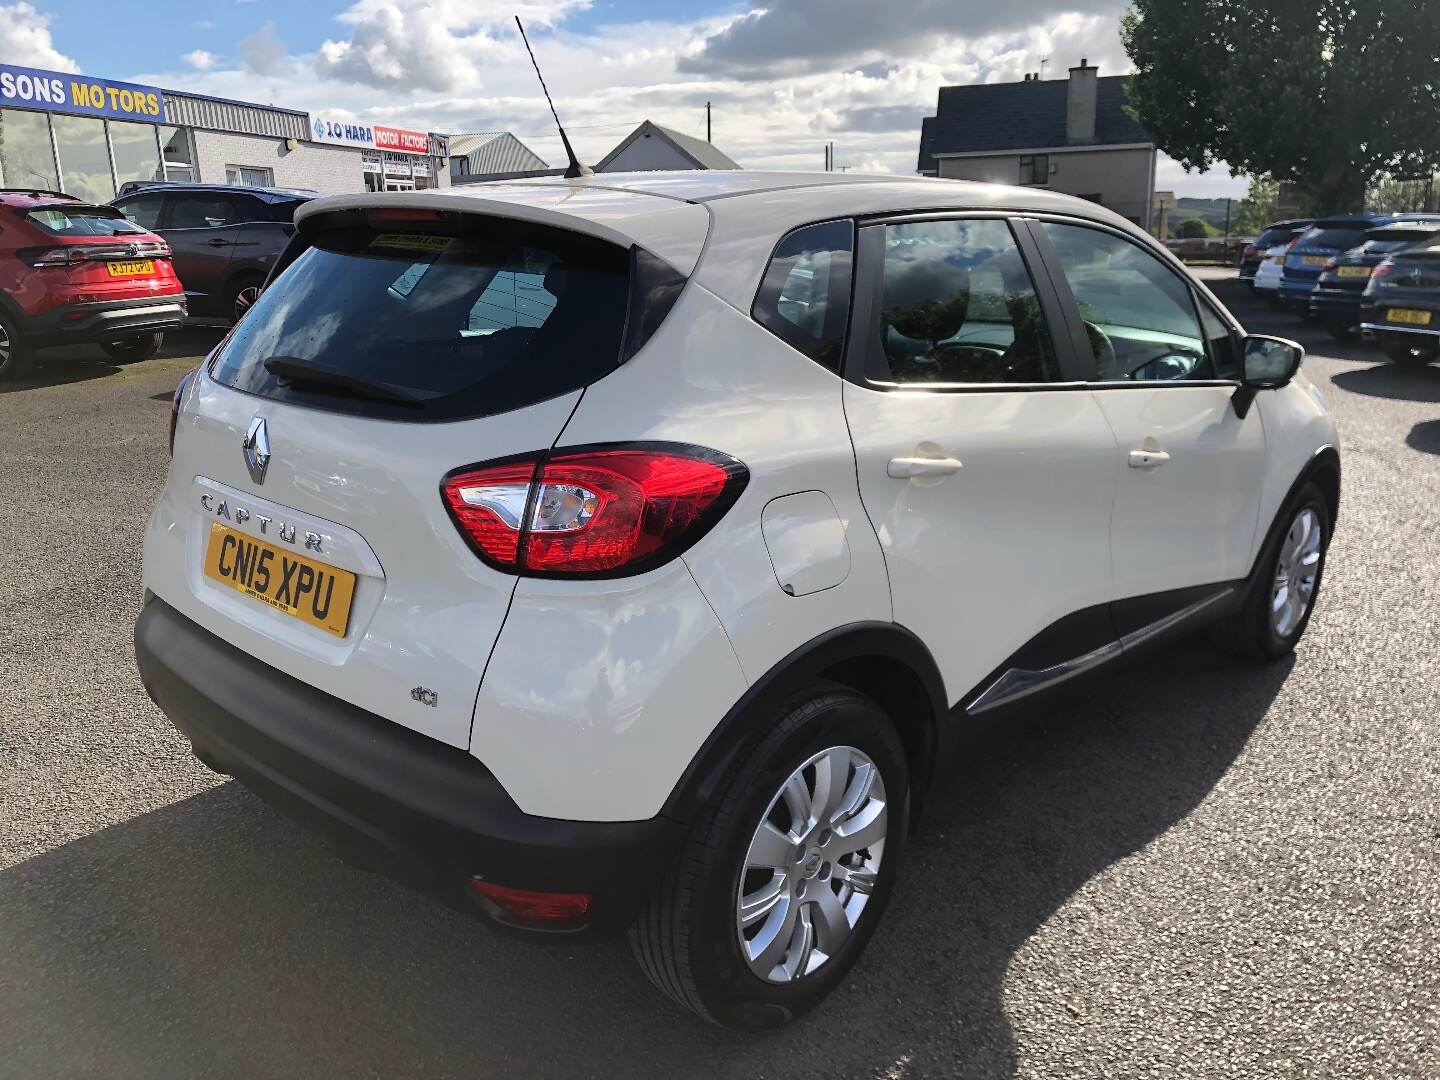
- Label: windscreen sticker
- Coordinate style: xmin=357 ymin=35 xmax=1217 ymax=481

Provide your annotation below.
xmin=369 ymin=233 xmax=453 ymax=254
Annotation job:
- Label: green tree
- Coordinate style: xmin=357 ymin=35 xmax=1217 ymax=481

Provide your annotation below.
xmin=1178 ymin=218 xmax=1211 ymax=239
xmin=1122 ymin=1 xmax=1440 ymax=215
xmin=1232 ymin=177 xmax=1280 ymax=234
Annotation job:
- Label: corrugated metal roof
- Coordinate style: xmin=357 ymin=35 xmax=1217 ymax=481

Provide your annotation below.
xmin=163 ymin=93 xmax=310 ymax=140
xmin=449 ymin=132 xmax=549 ymax=177
xmin=917 ymin=75 xmax=1151 ymax=172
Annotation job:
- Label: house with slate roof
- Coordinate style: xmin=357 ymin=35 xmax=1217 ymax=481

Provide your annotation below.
xmin=917 ymin=60 xmax=1158 ymax=230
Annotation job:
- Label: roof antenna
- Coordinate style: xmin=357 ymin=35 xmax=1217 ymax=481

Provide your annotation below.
xmin=515 ymin=16 xmax=592 ymax=179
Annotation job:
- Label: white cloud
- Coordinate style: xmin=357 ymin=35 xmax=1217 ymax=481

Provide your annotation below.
xmin=316 ymin=0 xmax=592 ymax=92
xmin=0 ymin=2 xmax=79 ymax=72
xmin=183 ymin=49 xmax=218 ymax=71
xmin=237 ymin=21 xmax=287 ymax=76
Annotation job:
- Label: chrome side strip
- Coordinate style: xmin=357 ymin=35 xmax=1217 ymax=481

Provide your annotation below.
xmin=966 ymin=588 xmax=1235 ymax=716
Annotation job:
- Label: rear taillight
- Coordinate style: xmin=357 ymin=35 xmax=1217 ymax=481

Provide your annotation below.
xmin=469 ymin=879 xmax=591 ymax=925
xmin=442 ymin=444 xmax=747 ymax=577
xmin=1321 ymin=260 xmax=1337 ymax=272
xmin=169 ymin=368 xmax=196 ymax=455
xmin=1242 ymin=244 xmax=1256 ymax=258
xmin=18 ymin=241 xmax=171 ymax=267
xmin=1372 ymin=262 xmax=1394 ymax=280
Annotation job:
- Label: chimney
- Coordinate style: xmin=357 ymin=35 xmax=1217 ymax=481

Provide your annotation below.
xmin=1067 ymin=58 xmax=1097 ymax=144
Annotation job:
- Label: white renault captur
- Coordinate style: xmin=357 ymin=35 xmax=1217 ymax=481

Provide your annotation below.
xmin=137 ymin=171 xmax=1339 ymax=1029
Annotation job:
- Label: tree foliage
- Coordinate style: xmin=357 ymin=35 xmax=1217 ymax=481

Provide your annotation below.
xmin=1178 ymin=217 xmax=1212 ymax=239
xmin=1122 ymin=1 xmax=1440 ymax=215
xmin=1231 ymin=177 xmax=1280 ymax=234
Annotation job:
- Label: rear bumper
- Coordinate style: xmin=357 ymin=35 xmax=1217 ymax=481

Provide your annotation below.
xmin=25 ymin=295 xmax=187 ymax=345
xmin=1307 ymin=289 xmax=1361 ymax=315
xmin=133 ymin=596 xmax=682 ymax=939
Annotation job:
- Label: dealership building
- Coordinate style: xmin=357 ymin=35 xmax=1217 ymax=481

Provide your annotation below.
xmin=0 ymin=61 xmax=450 ymax=202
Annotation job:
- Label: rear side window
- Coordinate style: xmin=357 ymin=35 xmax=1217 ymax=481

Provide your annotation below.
xmin=169 ymin=195 xmax=238 ymax=229
xmin=868 ymin=218 xmax=1058 ymax=385
xmin=209 ymin=213 xmax=636 ymax=421
xmin=752 ymin=220 xmax=853 ymax=372
xmin=24 ymin=206 xmax=146 ymax=236
xmin=115 ymin=193 xmax=165 ymax=230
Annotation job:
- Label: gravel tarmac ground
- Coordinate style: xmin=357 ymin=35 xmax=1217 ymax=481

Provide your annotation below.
xmin=1 ymin=271 xmax=1436 ymax=1079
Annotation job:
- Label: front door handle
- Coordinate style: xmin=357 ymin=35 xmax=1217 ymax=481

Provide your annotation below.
xmin=206 ymin=238 xmax=233 ymax=247
xmin=888 ymin=455 xmax=964 ymax=479
xmin=1128 ymin=448 xmax=1171 ymax=469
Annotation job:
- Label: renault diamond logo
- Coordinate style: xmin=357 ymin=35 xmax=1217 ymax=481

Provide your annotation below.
xmin=242 ymin=416 xmax=271 ymax=484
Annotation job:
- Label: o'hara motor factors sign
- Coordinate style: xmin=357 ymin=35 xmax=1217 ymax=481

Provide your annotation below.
xmin=311 ymin=114 xmax=430 ymax=155
xmin=0 ymin=63 xmax=166 ymax=123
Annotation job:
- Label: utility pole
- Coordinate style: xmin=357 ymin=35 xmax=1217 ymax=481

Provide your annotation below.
xmin=1040 ymin=56 xmax=1050 ymax=80
xmin=706 ymin=102 xmax=712 ymax=143
xmin=1223 ymin=196 xmax=1232 ymax=263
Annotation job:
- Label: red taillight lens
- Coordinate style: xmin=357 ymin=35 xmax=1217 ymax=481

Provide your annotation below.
xmin=1243 ymin=244 xmax=1256 ymax=258
xmin=1372 ymin=262 xmax=1393 ymax=279
xmin=469 ymin=880 xmax=592 ymax=924
xmin=442 ymin=445 xmax=747 ymax=577
xmin=1321 ymin=260 xmax=1337 ymax=272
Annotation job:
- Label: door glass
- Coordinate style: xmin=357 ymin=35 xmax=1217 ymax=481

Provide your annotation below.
xmin=116 ymin=192 xmax=165 ymax=230
xmin=0 ymin=108 xmax=58 ymax=191
xmin=1197 ymin=297 xmax=1238 ymax=378
xmin=753 ymin=220 xmax=853 ymax=372
xmin=51 ymin=114 xmax=115 ymax=203
xmin=169 ymin=195 xmax=237 ymax=229
xmin=108 ymin=120 xmax=161 ymax=189
xmin=869 ymin=218 xmax=1058 ymax=384
xmin=1042 ymin=222 xmax=1211 ymax=382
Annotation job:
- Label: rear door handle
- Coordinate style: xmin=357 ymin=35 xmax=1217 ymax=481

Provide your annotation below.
xmin=206 ymin=238 xmax=233 ymax=247
xmin=888 ymin=456 xmax=964 ymax=479
xmin=1128 ymin=449 xmax=1171 ymax=469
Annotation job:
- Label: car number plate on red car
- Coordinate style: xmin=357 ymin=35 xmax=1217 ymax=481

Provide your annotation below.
xmin=106 ymin=259 xmax=154 ymax=277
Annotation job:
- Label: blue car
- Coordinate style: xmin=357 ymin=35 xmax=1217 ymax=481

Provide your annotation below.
xmin=1282 ymin=213 xmax=1440 ymax=311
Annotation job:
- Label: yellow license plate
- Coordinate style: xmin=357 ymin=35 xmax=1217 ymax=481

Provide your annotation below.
xmin=1386 ymin=308 xmax=1433 ymax=326
xmin=1300 ymin=255 xmax=1329 ymax=266
xmin=1337 ymin=266 xmax=1371 ymax=278
xmin=106 ymin=259 xmax=154 ymax=277
xmin=203 ymin=523 xmax=356 ymax=637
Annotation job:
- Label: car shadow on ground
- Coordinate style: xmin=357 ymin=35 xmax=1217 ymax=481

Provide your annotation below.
xmin=0 ymin=643 xmax=1291 ymax=1078
xmin=1407 ymin=419 xmax=1440 ymax=456
xmin=1330 ymin=363 xmax=1440 ymax=403
xmin=0 ymin=326 xmax=225 ymax=393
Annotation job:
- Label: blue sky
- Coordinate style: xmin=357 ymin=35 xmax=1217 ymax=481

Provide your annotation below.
xmin=0 ymin=0 xmax=1246 ymax=195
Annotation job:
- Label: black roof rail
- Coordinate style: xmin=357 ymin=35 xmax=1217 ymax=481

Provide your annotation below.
xmin=0 ymin=187 xmax=80 ymax=200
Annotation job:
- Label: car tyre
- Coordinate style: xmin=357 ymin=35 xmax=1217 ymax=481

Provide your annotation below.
xmin=100 ymin=333 xmax=165 ymax=364
xmin=1380 ymin=336 xmax=1438 ymax=368
xmin=228 ymin=274 xmax=265 ymax=325
xmin=630 ymin=683 xmax=909 ymax=1030
xmin=0 ymin=309 xmax=34 ymax=382
xmin=1323 ymin=317 xmax=1355 ymax=342
xmin=1211 ymin=482 xmax=1330 ymax=661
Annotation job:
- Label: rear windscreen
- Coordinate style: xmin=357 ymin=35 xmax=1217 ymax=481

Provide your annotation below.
xmin=209 ymin=215 xmax=634 ymax=421
xmin=1356 ymin=231 xmax=1438 ymax=256
xmin=1301 ymin=223 xmax=1371 ymax=250
xmin=1255 ymin=226 xmax=1303 ymax=249
xmin=25 ymin=206 xmax=148 ymax=236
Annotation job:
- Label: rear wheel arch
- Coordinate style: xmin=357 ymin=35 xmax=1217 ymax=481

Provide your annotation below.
xmin=660 ymin=622 xmax=947 ymax=828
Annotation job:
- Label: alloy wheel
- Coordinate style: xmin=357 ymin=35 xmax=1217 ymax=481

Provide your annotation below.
xmin=234 ymin=285 xmax=261 ymax=322
xmin=0 ymin=321 xmax=10 ymax=365
xmin=736 ymin=745 xmax=887 ymax=984
xmin=1272 ymin=506 xmax=1322 ymax=638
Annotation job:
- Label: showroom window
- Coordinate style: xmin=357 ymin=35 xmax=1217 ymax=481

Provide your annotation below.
xmin=109 ymin=120 xmax=163 ymax=191
xmin=51 ymin=114 xmax=114 ymax=203
xmin=0 ymin=108 xmax=60 ymax=191
xmin=159 ymin=126 xmax=195 ymax=182
xmin=226 ymin=165 xmax=275 ymax=187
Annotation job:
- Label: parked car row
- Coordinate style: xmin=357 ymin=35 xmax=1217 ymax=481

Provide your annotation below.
xmin=1245 ymin=212 xmax=1440 ymax=367
xmin=0 ymin=181 xmax=312 ymax=381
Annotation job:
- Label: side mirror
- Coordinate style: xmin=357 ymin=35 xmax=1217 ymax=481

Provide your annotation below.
xmin=1233 ymin=335 xmax=1304 ymax=418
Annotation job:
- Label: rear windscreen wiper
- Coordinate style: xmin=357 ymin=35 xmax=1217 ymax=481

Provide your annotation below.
xmin=262 ymin=356 xmax=429 ymax=407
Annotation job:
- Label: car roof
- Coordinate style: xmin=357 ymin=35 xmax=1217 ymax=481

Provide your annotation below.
xmin=1366 ymin=222 xmax=1440 ymax=237
xmin=301 ymin=170 xmax=1148 ymax=274
xmin=0 ymin=188 xmax=84 ymax=209
xmin=116 ymin=182 xmax=315 ymax=202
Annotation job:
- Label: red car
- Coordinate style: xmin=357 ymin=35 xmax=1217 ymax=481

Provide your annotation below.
xmin=0 ymin=188 xmax=187 ymax=381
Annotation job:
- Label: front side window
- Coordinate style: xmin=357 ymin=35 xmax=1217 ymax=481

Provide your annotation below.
xmin=752 ymin=220 xmax=853 ymax=372
xmin=1019 ymin=155 xmax=1049 ymax=186
xmin=1041 ymin=221 xmax=1211 ymax=382
xmin=868 ymin=217 xmax=1058 ymax=385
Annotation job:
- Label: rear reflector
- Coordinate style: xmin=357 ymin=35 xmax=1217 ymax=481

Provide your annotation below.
xmin=469 ymin=879 xmax=592 ymax=923
xmin=442 ymin=444 xmax=747 ymax=577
